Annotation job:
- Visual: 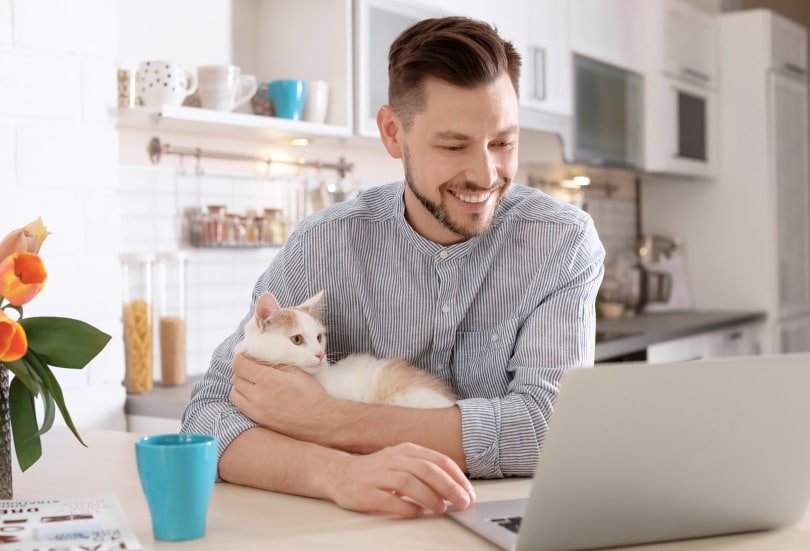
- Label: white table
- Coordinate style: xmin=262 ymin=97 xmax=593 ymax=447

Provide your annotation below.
xmin=12 ymin=428 xmax=810 ymax=550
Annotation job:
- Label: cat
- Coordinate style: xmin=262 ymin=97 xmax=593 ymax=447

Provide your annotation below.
xmin=234 ymin=291 xmax=456 ymax=408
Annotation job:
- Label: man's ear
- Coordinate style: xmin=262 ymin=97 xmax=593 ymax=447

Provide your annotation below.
xmin=377 ymin=104 xmax=404 ymax=159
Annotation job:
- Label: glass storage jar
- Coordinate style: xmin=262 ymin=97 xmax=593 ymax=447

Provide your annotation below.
xmin=156 ymin=252 xmax=188 ymax=386
xmin=120 ymin=253 xmax=155 ymax=393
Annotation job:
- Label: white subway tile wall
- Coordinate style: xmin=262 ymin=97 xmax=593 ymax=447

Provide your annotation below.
xmin=2 ymin=0 xmax=125 ymax=430
xmin=120 ymin=165 xmax=283 ymax=379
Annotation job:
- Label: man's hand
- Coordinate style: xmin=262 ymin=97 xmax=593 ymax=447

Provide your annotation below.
xmin=325 ymin=442 xmax=476 ymax=518
xmin=229 ymin=353 xmax=331 ymax=439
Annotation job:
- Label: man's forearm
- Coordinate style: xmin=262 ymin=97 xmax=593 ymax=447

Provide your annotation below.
xmin=313 ymin=402 xmax=468 ymax=473
xmin=219 ymin=426 xmax=349 ymax=499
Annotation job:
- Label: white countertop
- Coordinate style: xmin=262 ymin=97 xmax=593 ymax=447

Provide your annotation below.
xmin=11 ymin=427 xmax=810 ymax=550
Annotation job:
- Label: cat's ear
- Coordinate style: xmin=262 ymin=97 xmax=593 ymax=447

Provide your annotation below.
xmin=255 ymin=292 xmax=282 ymax=329
xmin=298 ymin=290 xmax=325 ymax=320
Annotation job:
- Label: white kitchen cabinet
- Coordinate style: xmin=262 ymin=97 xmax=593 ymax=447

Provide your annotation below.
xmin=568 ymin=0 xmax=646 ymax=73
xmin=647 ymin=322 xmax=763 ymax=363
xmin=646 ymin=333 xmax=706 ymax=363
xmin=647 ymin=0 xmax=718 ymax=87
xmin=771 ymin=72 xmax=810 ymax=319
xmin=703 ymin=323 xmax=762 ymax=358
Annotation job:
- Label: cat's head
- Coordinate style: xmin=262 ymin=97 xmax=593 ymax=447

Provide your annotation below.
xmin=241 ymin=291 xmax=327 ymax=374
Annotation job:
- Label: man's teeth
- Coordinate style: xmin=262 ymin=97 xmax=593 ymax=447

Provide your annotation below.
xmin=455 ymin=191 xmax=490 ymax=203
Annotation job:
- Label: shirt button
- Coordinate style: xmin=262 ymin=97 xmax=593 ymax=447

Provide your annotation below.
xmin=491 ymin=333 xmax=499 ymax=342
xmin=441 ymin=303 xmax=450 ymax=313
xmin=439 ymin=250 xmax=449 ymax=259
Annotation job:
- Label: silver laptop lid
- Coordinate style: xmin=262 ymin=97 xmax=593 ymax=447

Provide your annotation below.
xmin=517 ymin=353 xmax=810 ymax=551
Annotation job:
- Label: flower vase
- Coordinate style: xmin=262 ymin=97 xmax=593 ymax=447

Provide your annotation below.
xmin=0 ymin=363 xmax=12 ymax=499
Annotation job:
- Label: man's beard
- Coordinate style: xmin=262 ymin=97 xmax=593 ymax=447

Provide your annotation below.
xmin=403 ymin=146 xmax=505 ymax=240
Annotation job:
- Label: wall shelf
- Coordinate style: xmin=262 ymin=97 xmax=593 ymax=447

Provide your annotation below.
xmin=116 ymin=105 xmax=354 ymax=144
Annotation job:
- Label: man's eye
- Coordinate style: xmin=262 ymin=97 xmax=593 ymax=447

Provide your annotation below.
xmin=493 ymin=141 xmax=513 ymax=149
xmin=290 ymin=335 xmax=304 ymax=345
xmin=444 ymin=145 xmax=464 ymax=151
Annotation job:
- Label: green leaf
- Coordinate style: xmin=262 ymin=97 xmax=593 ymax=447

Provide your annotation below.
xmin=32 ymin=391 xmax=55 ymax=439
xmin=9 ymin=377 xmax=42 ymax=471
xmin=19 ymin=317 xmax=111 ymax=369
xmin=26 ymin=351 xmax=86 ymax=447
xmin=4 ymin=358 xmax=41 ymax=395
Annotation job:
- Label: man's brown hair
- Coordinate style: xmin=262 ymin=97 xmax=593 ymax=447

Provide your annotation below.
xmin=387 ymin=16 xmax=522 ymax=129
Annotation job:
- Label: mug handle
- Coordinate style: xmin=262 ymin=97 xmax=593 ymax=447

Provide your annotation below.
xmin=184 ymin=69 xmax=199 ymax=97
xmin=233 ymin=75 xmax=258 ymax=109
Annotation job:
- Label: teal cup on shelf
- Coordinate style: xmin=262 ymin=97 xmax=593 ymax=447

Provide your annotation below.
xmin=268 ymin=79 xmax=308 ymax=120
xmin=135 ymin=433 xmax=218 ymax=542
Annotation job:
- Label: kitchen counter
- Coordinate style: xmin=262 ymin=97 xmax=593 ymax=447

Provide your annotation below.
xmin=595 ymin=309 xmax=766 ymax=362
xmin=126 ymin=309 xmax=766 ymax=421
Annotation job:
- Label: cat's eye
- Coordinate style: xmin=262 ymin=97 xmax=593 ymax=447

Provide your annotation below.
xmin=290 ymin=334 xmax=304 ymax=345
xmin=317 ymin=333 xmax=323 ymax=343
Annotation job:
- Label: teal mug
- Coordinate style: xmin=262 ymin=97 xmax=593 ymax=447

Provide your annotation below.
xmin=135 ymin=433 xmax=218 ymax=541
xmin=268 ymin=79 xmax=308 ymax=120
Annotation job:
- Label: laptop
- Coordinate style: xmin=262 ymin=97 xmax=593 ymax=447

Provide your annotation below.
xmin=448 ymin=353 xmax=810 ymax=551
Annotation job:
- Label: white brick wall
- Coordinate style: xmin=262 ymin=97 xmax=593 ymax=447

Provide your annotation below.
xmin=2 ymin=0 xmax=125 ymax=431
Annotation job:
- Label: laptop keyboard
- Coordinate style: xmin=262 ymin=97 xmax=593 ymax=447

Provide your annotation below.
xmin=490 ymin=516 xmax=523 ymax=533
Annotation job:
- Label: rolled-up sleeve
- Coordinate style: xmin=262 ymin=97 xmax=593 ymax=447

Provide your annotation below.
xmin=458 ymin=217 xmax=605 ymax=478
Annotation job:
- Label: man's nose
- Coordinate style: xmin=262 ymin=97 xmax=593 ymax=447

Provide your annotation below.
xmin=467 ymin=149 xmax=499 ymax=187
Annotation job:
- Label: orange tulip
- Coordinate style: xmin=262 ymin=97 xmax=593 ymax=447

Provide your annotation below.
xmin=0 ymin=251 xmax=47 ymax=306
xmin=0 ymin=310 xmax=27 ymax=361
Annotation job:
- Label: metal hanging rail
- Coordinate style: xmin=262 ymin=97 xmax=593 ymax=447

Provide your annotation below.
xmin=146 ymin=137 xmax=354 ymax=178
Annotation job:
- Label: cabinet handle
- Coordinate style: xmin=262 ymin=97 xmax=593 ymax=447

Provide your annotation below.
xmin=783 ymin=63 xmax=807 ymax=77
xmin=680 ymin=67 xmax=711 ymax=83
xmin=726 ymin=330 xmax=742 ymax=341
xmin=531 ymin=46 xmax=546 ymax=101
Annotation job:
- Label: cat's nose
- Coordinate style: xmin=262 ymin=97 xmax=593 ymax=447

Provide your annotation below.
xmin=315 ymin=351 xmax=325 ymax=362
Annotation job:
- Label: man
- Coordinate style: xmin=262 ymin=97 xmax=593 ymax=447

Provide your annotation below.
xmin=181 ymin=16 xmax=605 ymax=518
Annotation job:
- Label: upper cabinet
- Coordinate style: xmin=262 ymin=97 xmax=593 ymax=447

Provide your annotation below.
xmin=568 ymin=0 xmax=646 ymax=73
xmin=655 ymin=0 xmax=718 ymax=87
xmin=353 ymin=0 xmax=442 ymax=139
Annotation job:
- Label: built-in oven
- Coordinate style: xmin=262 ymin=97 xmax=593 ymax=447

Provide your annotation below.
xmin=644 ymin=72 xmax=716 ymax=177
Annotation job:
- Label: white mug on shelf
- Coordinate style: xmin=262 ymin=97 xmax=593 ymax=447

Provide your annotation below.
xmin=303 ymin=80 xmax=330 ymax=124
xmin=197 ymin=65 xmax=258 ymax=112
xmin=136 ymin=60 xmax=198 ymax=106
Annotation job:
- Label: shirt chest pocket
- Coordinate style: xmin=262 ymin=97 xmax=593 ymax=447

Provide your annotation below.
xmin=451 ymin=318 xmax=520 ymax=399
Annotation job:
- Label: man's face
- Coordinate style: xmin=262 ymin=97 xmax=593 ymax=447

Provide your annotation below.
xmin=381 ymin=73 xmax=520 ymax=245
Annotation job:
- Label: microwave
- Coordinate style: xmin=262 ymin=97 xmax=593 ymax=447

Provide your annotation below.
xmin=644 ymin=73 xmax=716 ymax=177
xmin=573 ymin=54 xmax=643 ymax=168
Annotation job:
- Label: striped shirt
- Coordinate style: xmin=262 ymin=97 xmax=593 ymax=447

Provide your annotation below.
xmin=181 ymin=181 xmax=605 ymax=479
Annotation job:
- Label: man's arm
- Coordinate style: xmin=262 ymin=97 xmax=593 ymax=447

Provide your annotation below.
xmin=229 ymin=355 xmax=467 ymax=470
xmin=218 ymin=425 xmax=474 ymax=517
xmin=182 ymin=317 xmax=475 ymax=517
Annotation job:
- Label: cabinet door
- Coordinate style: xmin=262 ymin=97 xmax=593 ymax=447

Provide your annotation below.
xmin=703 ymin=324 xmax=762 ymax=358
xmin=770 ymin=73 xmax=810 ymax=318
xmin=646 ymin=333 xmax=706 ymax=363
xmin=525 ymin=0 xmax=572 ymax=116
xmin=568 ymin=0 xmax=645 ymax=73
xmin=662 ymin=0 xmax=717 ymax=86
xmin=772 ymin=12 xmax=808 ymax=76
xmin=354 ymin=0 xmax=441 ymax=138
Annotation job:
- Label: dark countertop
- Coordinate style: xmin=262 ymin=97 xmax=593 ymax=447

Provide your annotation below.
xmin=594 ymin=309 xmax=766 ymax=362
xmin=126 ymin=309 xmax=766 ymax=420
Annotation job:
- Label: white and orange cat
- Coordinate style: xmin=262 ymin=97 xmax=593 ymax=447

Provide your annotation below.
xmin=235 ymin=291 xmax=455 ymax=408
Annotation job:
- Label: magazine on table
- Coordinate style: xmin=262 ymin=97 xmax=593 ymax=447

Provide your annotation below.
xmin=0 ymin=494 xmax=141 ymax=550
